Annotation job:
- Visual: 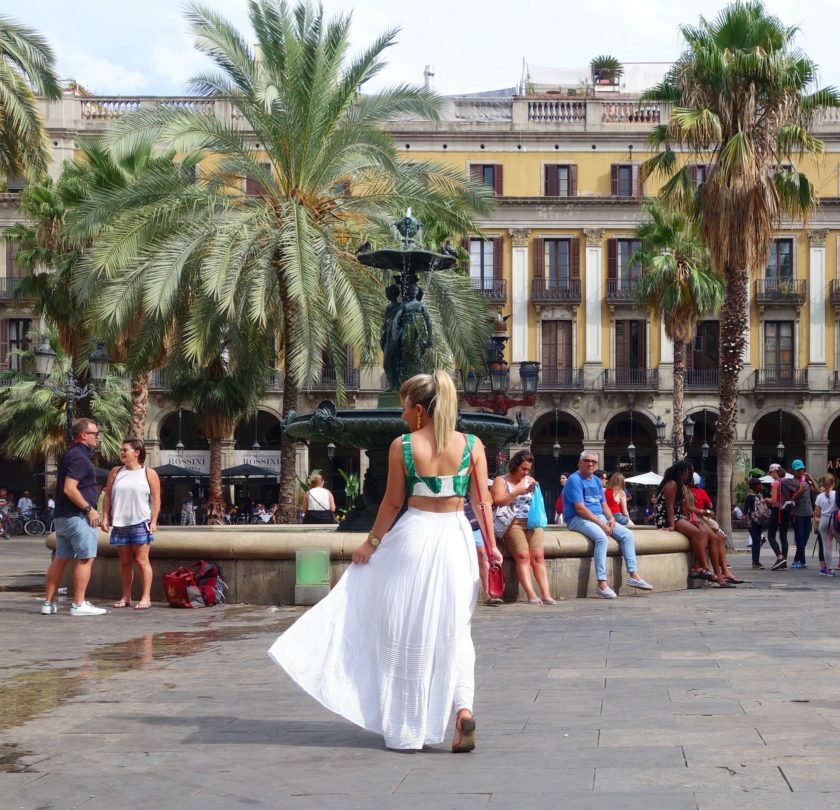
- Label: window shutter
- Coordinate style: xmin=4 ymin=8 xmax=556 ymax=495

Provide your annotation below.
xmin=688 ymin=164 xmax=698 ymax=186
xmin=607 ymin=239 xmax=617 ymax=280
xmin=542 ymin=321 xmax=557 ymax=367
xmin=615 ymin=320 xmax=627 ymax=369
xmin=610 ymin=164 xmax=619 ymax=196
xmin=492 ymin=237 xmax=503 ymax=281
xmin=493 ymin=165 xmax=503 ymax=196
xmin=632 ymin=164 xmax=641 ymax=197
xmin=569 ymin=164 xmax=578 ymax=196
xmin=637 ymin=320 xmax=647 ymax=363
xmin=544 ymin=165 xmax=558 ymax=196
xmin=569 ymin=239 xmax=580 ymax=279
xmin=459 ymin=237 xmax=470 ymax=273
xmin=469 ymin=164 xmax=482 ymax=181
xmin=5 ymin=239 xmax=20 ymax=277
xmin=558 ymin=321 xmax=572 ymax=368
xmin=0 ymin=319 xmax=8 ymax=369
xmin=533 ymin=238 xmax=545 ymax=279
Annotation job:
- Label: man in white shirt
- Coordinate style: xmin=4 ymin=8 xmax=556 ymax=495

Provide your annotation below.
xmin=17 ymin=491 xmax=35 ymax=514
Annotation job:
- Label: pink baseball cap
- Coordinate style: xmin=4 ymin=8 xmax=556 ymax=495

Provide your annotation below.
xmin=768 ymin=463 xmax=781 ymax=472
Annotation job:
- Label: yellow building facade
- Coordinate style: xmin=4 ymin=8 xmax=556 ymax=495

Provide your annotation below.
xmin=4 ymin=92 xmax=840 ymax=510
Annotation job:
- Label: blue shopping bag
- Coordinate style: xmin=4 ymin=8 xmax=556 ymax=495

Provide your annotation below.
xmin=526 ymin=483 xmax=548 ymax=529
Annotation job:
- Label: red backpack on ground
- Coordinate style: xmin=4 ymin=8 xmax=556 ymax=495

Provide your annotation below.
xmin=163 ymin=561 xmax=227 ymax=608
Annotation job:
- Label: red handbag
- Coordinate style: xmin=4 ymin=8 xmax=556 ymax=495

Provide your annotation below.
xmin=464 ymin=435 xmax=505 ymax=601
xmin=163 ymin=567 xmax=206 ymax=608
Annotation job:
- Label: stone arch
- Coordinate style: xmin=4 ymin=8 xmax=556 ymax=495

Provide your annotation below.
xmin=233 ymin=408 xmax=283 ymax=450
xmin=750 ymin=408 xmax=809 ymax=471
xmin=601 ymin=409 xmax=659 ymax=474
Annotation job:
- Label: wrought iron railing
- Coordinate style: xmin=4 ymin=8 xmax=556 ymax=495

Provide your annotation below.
xmin=315 ymin=367 xmax=360 ymax=390
xmin=469 ymin=278 xmax=507 ymax=302
xmin=540 ymin=367 xmax=584 ymax=389
xmin=754 ymin=278 xmax=806 ymax=305
xmin=531 ymin=278 xmax=581 ymax=304
xmin=0 ymin=277 xmax=23 ymax=298
xmin=603 ymin=368 xmax=658 ymax=390
xmin=684 ymin=369 xmax=720 ymax=390
xmin=753 ymin=368 xmax=808 ymax=389
xmin=830 ymin=279 xmax=840 ymax=306
xmin=605 ymin=278 xmax=639 ymax=303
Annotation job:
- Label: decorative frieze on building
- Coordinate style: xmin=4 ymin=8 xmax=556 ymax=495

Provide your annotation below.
xmin=583 ymin=228 xmax=605 ymax=247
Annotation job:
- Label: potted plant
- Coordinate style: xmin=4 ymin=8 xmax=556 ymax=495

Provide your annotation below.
xmin=590 ymin=55 xmax=623 ymax=86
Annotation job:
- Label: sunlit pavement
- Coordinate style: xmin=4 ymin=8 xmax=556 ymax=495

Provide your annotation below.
xmin=2 ymin=534 xmax=840 ymax=809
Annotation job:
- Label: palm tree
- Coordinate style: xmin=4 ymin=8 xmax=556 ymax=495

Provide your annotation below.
xmin=92 ymin=0 xmax=495 ymax=522
xmin=0 ymin=15 xmax=61 ymax=179
xmin=640 ymin=0 xmax=839 ymax=535
xmin=0 ymin=338 xmax=130 ymax=465
xmin=167 ymin=324 xmax=271 ymax=524
xmin=632 ymin=198 xmax=723 ymax=461
xmin=10 ymin=140 xmax=193 ymax=439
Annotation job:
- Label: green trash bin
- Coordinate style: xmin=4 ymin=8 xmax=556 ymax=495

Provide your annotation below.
xmin=295 ymin=547 xmax=330 ymax=605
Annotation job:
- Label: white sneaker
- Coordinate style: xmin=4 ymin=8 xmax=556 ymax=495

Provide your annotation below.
xmin=70 ymin=601 xmax=107 ymax=616
xmin=40 ymin=601 xmax=57 ymax=615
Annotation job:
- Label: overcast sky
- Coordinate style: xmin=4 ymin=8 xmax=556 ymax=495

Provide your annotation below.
xmin=4 ymin=0 xmax=839 ymax=96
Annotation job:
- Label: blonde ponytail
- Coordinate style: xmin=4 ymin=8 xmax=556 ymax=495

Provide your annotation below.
xmin=399 ymin=370 xmax=459 ymax=456
xmin=431 ymin=370 xmax=457 ymax=456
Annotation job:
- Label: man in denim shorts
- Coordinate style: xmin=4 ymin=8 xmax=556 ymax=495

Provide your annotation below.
xmin=41 ymin=418 xmax=107 ymax=616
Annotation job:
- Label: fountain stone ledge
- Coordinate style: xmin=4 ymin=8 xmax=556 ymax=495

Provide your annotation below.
xmin=47 ymin=526 xmax=695 ymax=605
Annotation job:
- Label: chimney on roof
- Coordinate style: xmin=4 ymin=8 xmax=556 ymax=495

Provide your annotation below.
xmin=424 ymin=65 xmax=434 ymax=91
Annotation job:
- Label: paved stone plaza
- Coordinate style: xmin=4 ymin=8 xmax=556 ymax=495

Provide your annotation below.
xmin=2 ymin=535 xmax=840 ymax=809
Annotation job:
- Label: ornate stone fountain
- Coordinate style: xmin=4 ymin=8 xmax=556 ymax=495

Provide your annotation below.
xmin=283 ymin=213 xmax=529 ymax=529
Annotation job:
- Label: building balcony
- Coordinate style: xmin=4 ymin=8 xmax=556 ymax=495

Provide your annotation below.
xmin=833 ymin=370 xmax=840 ymax=390
xmin=0 ymin=276 xmax=24 ymax=299
xmin=754 ymin=278 xmax=806 ymax=306
xmin=603 ymin=368 xmax=658 ymax=390
xmin=470 ymin=278 xmax=507 ymax=302
xmin=531 ymin=278 xmax=581 ymax=305
xmin=540 ymin=367 xmax=584 ymax=390
xmin=685 ymin=369 xmax=720 ymax=390
xmin=830 ymin=280 xmax=840 ymax=307
xmin=313 ymin=367 xmax=360 ymax=391
xmin=605 ymin=278 xmax=639 ymax=305
xmin=754 ymin=368 xmax=808 ymax=390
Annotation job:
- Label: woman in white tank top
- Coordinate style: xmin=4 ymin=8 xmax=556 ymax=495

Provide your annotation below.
xmin=302 ymin=472 xmax=336 ymax=524
xmin=102 ymin=439 xmax=161 ymax=609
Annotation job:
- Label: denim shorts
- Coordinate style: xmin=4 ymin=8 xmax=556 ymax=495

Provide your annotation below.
xmin=109 ymin=522 xmax=154 ymax=546
xmin=54 ymin=515 xmax=99 ymax=559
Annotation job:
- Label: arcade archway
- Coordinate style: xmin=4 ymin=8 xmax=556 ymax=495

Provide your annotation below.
xmin=752 ymin=410 xmax=806 ymax=473
xmin=530 ymin=410 xmax=584 ymax=514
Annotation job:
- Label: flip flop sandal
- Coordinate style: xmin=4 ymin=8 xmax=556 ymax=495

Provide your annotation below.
xmin=725 ymin=577 xmax=745 ymax=584
xmin=717 ymin=581 xmax=736 ymax=588
xmin=113 ymin=600 xmax=130 ymax=608
xmin=134 ymin=602 xmax=152 ymax=610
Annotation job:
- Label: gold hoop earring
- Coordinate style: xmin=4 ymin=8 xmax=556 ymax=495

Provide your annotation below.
xmin=416 ymin=411 xmax=422 ymax=431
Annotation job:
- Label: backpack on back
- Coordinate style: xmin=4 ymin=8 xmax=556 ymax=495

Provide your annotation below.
xmin=752 ymin=496 xmax=771 ymax=528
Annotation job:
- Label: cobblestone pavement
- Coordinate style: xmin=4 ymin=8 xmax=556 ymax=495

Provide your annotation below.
xmin=2 ymin=534 xmax=840 ymax=809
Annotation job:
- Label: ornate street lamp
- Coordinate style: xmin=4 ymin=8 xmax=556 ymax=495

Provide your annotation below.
xmin=628 ymin=410 xmax=636 ymax=471
xmin=655 ymin=412 xmax=697 ymax=464
xmin=34 ymin=338 xmax=111 ymax=446
xmin=175 ymin=407 xmax=185 ymax=458
xmin=552 ymin=408 xmax=561 ymax=461
xmin=777 ymin=409 xmax=785 ymax=459
xmin=462 ymin=314 xmax=540 ymax=415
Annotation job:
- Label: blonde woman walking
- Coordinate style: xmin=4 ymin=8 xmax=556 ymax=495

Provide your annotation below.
xmin=270 ymin=371 xmax=501 ymax=752
xmin=814 ymin=474 xmax=838 ymax=577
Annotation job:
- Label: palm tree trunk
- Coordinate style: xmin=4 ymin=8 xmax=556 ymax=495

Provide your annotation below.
xmin=128 ymin=371 xmax=148 ymax=440
xmin=672 ymin=339 xmax=685 ymax=464
xmin=276 ymin=270 xmax=300 ymax=524
xmin=205 ymin=436 xmax=226 ymax=525
xmin=716 ymin=265 xmax=748 ymax=549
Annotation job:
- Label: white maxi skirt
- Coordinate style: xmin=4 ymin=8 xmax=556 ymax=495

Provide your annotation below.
xmin=268 ymin=507 xmax=480 ymax=749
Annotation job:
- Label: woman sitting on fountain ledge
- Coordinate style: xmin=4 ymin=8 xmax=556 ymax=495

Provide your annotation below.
xmin=269 ymin=370 xmax=502 ymax=752
xmin=301 ymin=472 xmax=336 ymax=524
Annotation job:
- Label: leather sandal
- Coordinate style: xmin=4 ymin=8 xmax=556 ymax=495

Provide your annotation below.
xmin=452 ymin=714 xmax=476 ymax=753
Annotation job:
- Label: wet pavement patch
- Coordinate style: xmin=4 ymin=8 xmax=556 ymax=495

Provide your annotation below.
xmin=0 ymin=617 xmax=295 ymax=733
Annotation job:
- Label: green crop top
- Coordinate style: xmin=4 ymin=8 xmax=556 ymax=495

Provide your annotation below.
xmin=402 ymin=433 xmax=476 ymax=497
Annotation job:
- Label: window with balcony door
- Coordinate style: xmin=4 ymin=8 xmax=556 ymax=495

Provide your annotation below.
xmin=541 ymin=320 xmax=573 ymax=386
xmin=766 ymin=239 xmax=793 ymax=281
xmin=607 ymin=239 xmax=642 ymax=298
xmin=764 ymin=321 xmax=794 ymax=381
xmin=544 ymin=164 xmax=577 ymax=197
xmin=690 ymin=321 xmax=719 ymax=370
xmin=615 ymin=320 xmax=646 ymax=370
xmin=469 ymin=164 xmax=503 ymax=195
xmin=468 ymin=237 xmax=502 ymax=290
xmin=7 ymin=319 xmax=31 ymax=371
xmin=688 ymin=163 xmax=709 ymax=188
xmin=610 ymin=164 xmax=639 ymax=197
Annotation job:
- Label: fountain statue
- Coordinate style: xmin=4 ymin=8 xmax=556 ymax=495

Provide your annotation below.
xmin=283 ymin=213 xmax=530 ymax=530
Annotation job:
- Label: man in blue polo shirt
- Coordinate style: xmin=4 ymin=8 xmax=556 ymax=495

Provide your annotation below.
xmin=41 ymin=418 xmax=107 ymax=616
xmin=563 ymin=450 xmax=653 ymax=598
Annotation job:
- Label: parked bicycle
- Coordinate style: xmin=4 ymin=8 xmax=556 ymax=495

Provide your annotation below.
xmin=7 ymin=509 xmax=47 ymax=537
